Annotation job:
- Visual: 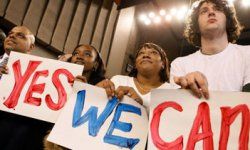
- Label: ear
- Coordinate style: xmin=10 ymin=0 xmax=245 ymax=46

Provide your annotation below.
xmin=93 ymin=61 xmax=99 ymax=71
xmin=27 ymin=43 xmax=35 ymax=53
xmin=30 ymin=43 xmax=35 ymax=50
xmin=161 ymin=62 xmax=165 ymax=69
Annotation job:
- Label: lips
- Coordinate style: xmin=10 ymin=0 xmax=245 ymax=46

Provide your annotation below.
xmin=75 ymin=61 xmax=85 ymax=65
xmin=140 ymin=58 xmax=152 ymax=64
xmin=208 ymin=18 xmax=217 ymax=23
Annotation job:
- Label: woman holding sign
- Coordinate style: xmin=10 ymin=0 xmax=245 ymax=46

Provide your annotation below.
xmin=97 ymin=43 xmax=177 ymax=111
xmin=59 ymin=44 xmax=106 ymax=85
xmin=44 ymin=44 xmax=106 ymax=150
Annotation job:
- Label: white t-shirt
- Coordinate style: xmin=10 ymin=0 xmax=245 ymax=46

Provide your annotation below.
xmin=170 ymin=43 xmax=250 ymax=91
xmin=0 ymin=53 xmax=9 ymax=80
xmin=111 ymin=75 xmax=177 ymax=110
xmin=0 ymin=53 xmax=8 ymax=66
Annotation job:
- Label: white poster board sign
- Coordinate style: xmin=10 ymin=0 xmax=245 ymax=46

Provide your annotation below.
xmin=48 ymin=82 xmax=148 ymax=150
xmin=148 ymin=89 xmax=250 ymax=150
xmin=0 ymin=52 xmax=83 ymax=123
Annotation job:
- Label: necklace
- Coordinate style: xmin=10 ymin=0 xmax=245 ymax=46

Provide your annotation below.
xmin=134 ymin=78 xmax=151 ymax=93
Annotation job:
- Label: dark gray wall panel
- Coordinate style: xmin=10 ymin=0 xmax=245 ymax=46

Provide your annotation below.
xmin=37 ymin=0 xmax=64 ymax=44
xmin=5 ymin=0 xmax=30 ymax=25
xmin=0 ymin=0 xmax=10 ymax=17
xmin=51 ymin=0 xmax=77 ymax=52
xmin=22 ymin=0 xmax=48 ymax=35
xmin=63 ymin=0 xmax=89 ymax=53
xmin=91 ymin=0 xmax=112 ymax=50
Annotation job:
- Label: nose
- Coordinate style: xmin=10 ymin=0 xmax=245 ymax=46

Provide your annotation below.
xmin=208 ymin=9 xmax=215 ymax=17
xmin=76 ymin=55 xmax=84 ymax=61
xmin=142 ymin=52 xmax=151 ymax=58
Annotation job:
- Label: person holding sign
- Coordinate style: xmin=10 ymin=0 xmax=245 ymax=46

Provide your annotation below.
xmin=58 ymin=44 xmax=106 ymax=85
xmin=44 ymin=44 xmax=106 ymax=150
xmin=97 ymin=43 xmax=177 ymax=111
xmin=0 ymin=26 xmax=53 ymax=150
xmin=0 ymin=26 xmax=35 ymax=78
xmin=170 ymin=0 xmax=250 ymax=98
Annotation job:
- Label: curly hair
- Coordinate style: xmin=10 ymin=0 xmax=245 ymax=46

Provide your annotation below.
xmin=129 ymin=43 xmax=170 ymax=82
xmin=184 ymin=0 xmax=243 ymax=47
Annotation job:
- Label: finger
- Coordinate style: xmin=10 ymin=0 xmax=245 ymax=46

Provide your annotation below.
xmin=1 ymin=66 xmax=8 ymax=74
xmin=174 ymin=76 xmax=181 ymax=85
xmin=107 ymin=80 xmax=115 ymax=96
xmin=195 ymin=74 xmax=209 ymax=99
xmin=106 ymin=87 xmax=113 ymax=99
xmin=134 ymin=98 xmax=143 ymax=105
xmin=187 ymin=77 xmax=202 ymax=98
xmin=116 ymin=86 xmax=130 ymax=99
xmin=127 ymin=88 xmax=136 ymax=98
xmin=116 ymin=89 xmax=125 ymax=100
xmin=104 ymin=80 xmax=115 ymax=97
xmin=101 ymin=80 xmax=112 ymax=98
xmin=75 ymin=75 xmax=87 ymax=83
xmin=179 ymin=77 xmax=188 ymax=89
xmin=127 ymin=88 xmax=143 ymax=105
xmin=95 ymin=80 xmax=113 ymax=99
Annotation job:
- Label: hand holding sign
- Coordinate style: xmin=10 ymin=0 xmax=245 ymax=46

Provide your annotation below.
xmin=148 ymin=89 xmax=250 ymax=150
xmin=0 ymin=52 xmax=83 ymax=123
xmin=48 ymin=82 xmax=148 ymax=149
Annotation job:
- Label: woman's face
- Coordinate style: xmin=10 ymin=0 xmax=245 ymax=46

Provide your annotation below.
xmin=71 ymin=45 xmax=98 ymax=72
xmin=135 ymin=47 xmax=164 ymax=75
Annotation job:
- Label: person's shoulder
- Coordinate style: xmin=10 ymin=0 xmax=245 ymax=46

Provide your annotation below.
xmin=171 ymin=50 xmax=200 ymax=65
xmin=111 ymin=75 xmax=133 ymax=87
xmin=230 ymin=43 xmax=250 ymax=55
xmin=230 ymin=43 xmax=250 ymax=50
xmin=159 ymin=82 xmax=180 ymax=89
xmin=111 ymin=75 xmax=131 ymax=80
xmin=111 ymin=75 xmax=132 ymax=83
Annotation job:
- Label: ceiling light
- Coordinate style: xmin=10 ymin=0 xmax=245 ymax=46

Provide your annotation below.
xmin=159 ymin=9 xmax=166 ymax=16
xmin=139 ymin=14 xmax=147 ymax=21
xmin=153 ymin=16 xmax=161 ymax=24
xmin=165 ymin=14 xmax=172 ymax=22
xmin=177 ymin=6 xmax=188 ymax=21
xmin=242 ymin=0 xmax=250 ymax=7
xmin=170 ymin=8 xmax=177 ymax=15
xmin=144 ymin=19 xmax=151 ymax=25
xmin=148 ymin=12 xmax=155 ymax=18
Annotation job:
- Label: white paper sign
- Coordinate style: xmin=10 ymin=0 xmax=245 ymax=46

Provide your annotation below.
xmin=48 ymin=82 xmax=148 ymax=150
xmin=148 ymin=89 xmax=250 ymax=150
xmin=0 ymin=52 xmax=83 ymax=123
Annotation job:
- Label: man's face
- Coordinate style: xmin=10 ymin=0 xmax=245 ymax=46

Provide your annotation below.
xmin=198 ymin=2 xmax=227 ymax=35
xmin=4 ymin=26 xmax=34 ymax=55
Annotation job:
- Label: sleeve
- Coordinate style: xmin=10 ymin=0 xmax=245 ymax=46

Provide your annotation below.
xmin=110 ymin=75 xmax=125 ymax=89
xmin=170 ymin=58 xmax=186 ymax=84
xmin=243 ymin=47 xmax=250 ymax=85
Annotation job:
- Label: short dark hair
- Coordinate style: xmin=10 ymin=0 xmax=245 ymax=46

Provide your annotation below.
xmin=184 ymin=0 xmax=243 ymax=47
xmin=72 ymin=44 xmax=106 ymax=85
xmin=129 ymin=43 xmax=170 ymax=82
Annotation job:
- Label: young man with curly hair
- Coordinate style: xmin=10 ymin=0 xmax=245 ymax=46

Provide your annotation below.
xmin=170 ymin=0 xmax=250 ymax=98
